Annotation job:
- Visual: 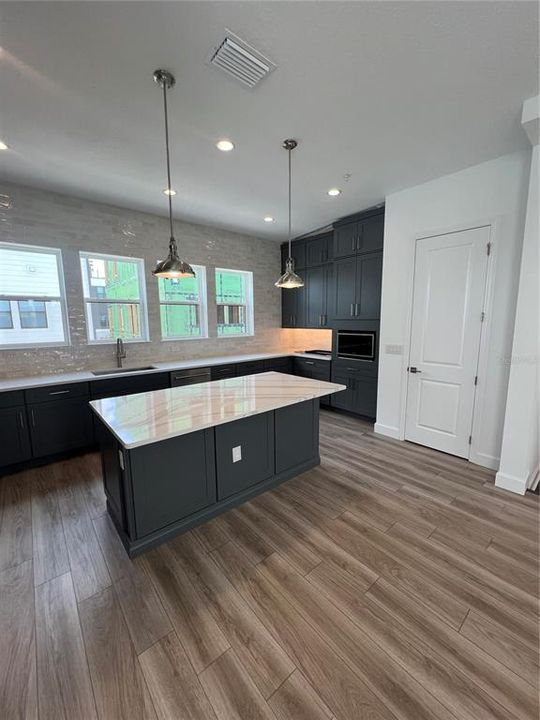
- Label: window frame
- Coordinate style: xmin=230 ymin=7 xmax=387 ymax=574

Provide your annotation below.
xmin=0 ymin=242 xmax=70 ymax=349
xmin=215 ymin=267 xmax=255 ymax=338
xmin=158 ymin=264 xmax=208 ymax=341
xmin=79 ymin=251 xmax=149 ymax=344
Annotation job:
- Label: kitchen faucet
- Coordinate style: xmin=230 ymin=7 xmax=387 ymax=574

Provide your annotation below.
xmin=116 ymin=337 xmax=126 ymax=368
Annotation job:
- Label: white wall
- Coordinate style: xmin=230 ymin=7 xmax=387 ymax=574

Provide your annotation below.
xmin=375 ymin=151 xmax=530 ymax=469
xmin=496 ymin=144 xmax=539 ymax=493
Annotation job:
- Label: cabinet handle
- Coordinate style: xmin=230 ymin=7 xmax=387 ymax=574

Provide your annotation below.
xmin=49 ymin=389 xmax=70 ymax=396
xmin=355 ymin=303 xmax=359 ymax=316
xmin=351 ymin=236 xmax=355 ymax=251
xmin=305 ymin=361 xmax=315 ymax=365
xmin=30 ymin=408 xmax=35 ymax=427
xmin=350 ymin=303 xmax=354 ymax=317
xmin=18 ymin=411 xmax=25 ymax=429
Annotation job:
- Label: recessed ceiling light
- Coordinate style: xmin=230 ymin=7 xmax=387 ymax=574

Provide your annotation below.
xmin=327 ymin=188 xmax=342 ymax=197
xmin=163 ymin=188 xmax=177 ymax=196
xmin=0 ymin=140 xmax=8 ymax=151
xmin=263 ymin=216 xmax=275 ymax=223
xmin=216 ymin=139 xmax=234 ymax=152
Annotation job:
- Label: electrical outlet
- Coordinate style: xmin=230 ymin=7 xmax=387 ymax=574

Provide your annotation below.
xmin=232 ymin=445 xmax=242 ymax=463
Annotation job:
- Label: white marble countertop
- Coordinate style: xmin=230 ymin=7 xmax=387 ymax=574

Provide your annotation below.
xmin=0 ymin=351 xmax=331 ymax=392
xmin=90 ymin=371 xmax=345 ymax=449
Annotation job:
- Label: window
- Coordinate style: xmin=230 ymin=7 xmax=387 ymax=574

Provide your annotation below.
xmin=80 ymin=252 xmax=148 ymax=343
xmin=158 ymin=265 xmax=207 ymax=340
xmin=215 ymin=268 xmax=254 ymax=337
xmin=0 ymin=242 xmax=69 ymax=348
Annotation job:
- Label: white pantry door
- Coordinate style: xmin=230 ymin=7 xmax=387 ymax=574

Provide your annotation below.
xmin=405 ymin=226 xmax=490 ymax=457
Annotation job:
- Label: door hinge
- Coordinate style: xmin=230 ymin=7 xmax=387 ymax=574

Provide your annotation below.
xmin=468 ymin=435 xmax=472 ymax=445
xmin=481 ymin=311 xmax=485 ymax=322
xmin=486 ymin=242 xmax=491 ymax=256
xmin=474 ymin=375 xmax=478 ymax=385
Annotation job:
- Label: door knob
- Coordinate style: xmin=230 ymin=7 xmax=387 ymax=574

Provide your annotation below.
xmin=408 ymin=366 xmax=421 ymax=373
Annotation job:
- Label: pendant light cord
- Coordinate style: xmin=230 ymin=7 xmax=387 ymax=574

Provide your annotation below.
xmin=288 ymin=146 xmax=292 ymax=259
xmin=162 ymin=82 xmax=175 ymax=241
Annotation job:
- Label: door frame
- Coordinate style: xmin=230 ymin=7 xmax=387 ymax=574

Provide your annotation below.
xmin=398 ymin=218 xmax=498 ymax=468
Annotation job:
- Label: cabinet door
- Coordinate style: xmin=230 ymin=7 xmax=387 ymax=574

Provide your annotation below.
xmin=353 ymin=376 xmax=378 ymax=418
xmin=356 ymin=252 xmax=383 ymax=319
xmin=305 ymin=233 xmax=332 ymax=266
xmin=358 ymin=214 xmax=384 ymax=253
xmin=333 ymin=222 xmax=358 ymax=259
xmin=305 ymin=265 xmax=326 ymax=327
xmin=329 ymin=370 xmax=356 ymax=412
xmin=211 ymin=364 xmax=237 ymax=380
xmin=333 ymin=256 xmax=357 ymax=320
xmin=0 ymin=406 xmax=32 ymax=467
xmin=264 ymin=357 xmax=293 ymax=374
xmin=290 ymin=240 xmax=306 ymax=269
xmin=281 ymin=285 xmax=305 ymax=328
xmin=29 ymin=397 xmax=93 ymax=458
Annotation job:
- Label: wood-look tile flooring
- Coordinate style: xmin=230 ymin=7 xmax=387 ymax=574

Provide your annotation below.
xmin=1 ymin=410 xmax=538 ymax=720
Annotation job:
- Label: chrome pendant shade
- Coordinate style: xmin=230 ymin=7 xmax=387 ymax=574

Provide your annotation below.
xmin=275 ymin=139 xmax=304 ymax=289
xmin=152 ymin=69 xmax=195 ymax=279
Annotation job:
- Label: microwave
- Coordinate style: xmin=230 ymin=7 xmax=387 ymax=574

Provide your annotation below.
xmin=336 ymin=331 xmax=376 ymax=361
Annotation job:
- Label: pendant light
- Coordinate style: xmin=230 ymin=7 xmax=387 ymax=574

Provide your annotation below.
xmin=275 ymin=139 xmax=304 ymax=289
xmin=152 ymin=69 xmax=195 ymax=279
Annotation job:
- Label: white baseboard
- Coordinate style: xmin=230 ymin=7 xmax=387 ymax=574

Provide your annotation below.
xmin=527 ymin=465 xmax=540 ymax=491
xmin=494 ymin=471 xmax=527 ymax=496
xmin=468 ymin=450 xmax=500 ymax=471
xmin=373 ymin=422 xmax=401 ymax=440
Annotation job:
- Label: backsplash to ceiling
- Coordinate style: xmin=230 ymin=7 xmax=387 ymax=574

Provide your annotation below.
xmin=0 ymin=181 xmax=331 ymax=379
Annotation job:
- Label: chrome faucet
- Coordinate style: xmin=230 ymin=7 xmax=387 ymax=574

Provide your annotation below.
xmin=116 ymin=337 xmax=126 ymax=368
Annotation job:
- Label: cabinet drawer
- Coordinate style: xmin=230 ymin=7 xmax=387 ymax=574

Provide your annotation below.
xmin=294 ymin=357 xmax=330 ymax=376
xmin=264 ymin=357 xmax=292 ymax=374
xmin=170 ymin=367 xmax=211 ymax=387
xmin=211 ymin=364 xmax=237 ymax=380
xmin=0 ymin=390 xmax=25 ymax=409
xmin=236 ymin=360 xmax=265 ymax=376
xmin=25 ymin=382 xmax=89 ymax=404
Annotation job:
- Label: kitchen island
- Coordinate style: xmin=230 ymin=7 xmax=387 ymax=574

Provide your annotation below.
xmin=91 ymin=371 xmax=344 ymax=556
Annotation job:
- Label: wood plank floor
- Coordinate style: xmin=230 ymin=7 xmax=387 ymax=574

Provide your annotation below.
xmin=1 ymin=410 xmax=538 ymax=720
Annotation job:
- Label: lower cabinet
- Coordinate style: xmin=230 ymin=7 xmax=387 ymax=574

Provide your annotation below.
xmin=170 ymin=367 xmax=211 ymax=387
xmin=28 ymin=396 xmax=94 ymax=458
xmin=211 ymin=364 xmax=237 ymax=380
xmin=331 ymin=366 xmax=377 ymax=419
xmin=215 ymin=413 xmax=274 ymax=500
xmin=293 ymin=357 xmax=332 ymax=407
xmin=0 ymin=405 xmax=32 ymax=467
xmin=236 ymin=360 xmax=265 ymax=376
xmin=128 ymin=430 xmax=216 ymax=538
xmin=264 ymin=357 xmax=293 ymax=374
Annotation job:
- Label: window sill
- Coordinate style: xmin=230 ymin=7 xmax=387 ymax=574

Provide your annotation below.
xmin=161 ymin=335 xmax=209 ymax=342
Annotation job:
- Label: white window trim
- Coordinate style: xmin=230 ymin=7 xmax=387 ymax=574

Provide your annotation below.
xmin=159 ymin=264 xmax=208 ymax=341
xmin=79 ymin=251 xmax=149 ymax=344
xmin=0 ymin=242 xmax=70 ymax=350
xmin=215 ymin=267 xmax=255 ymax=338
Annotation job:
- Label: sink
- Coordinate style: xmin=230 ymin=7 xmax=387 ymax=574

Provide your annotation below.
xmin=91 ymin=366 xmax=157 ymax=376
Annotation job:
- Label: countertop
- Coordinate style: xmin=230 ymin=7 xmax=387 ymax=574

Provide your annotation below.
xmin=0 ymin=351 xmax=331 ymax=393
xmin=90 ymin=371 xmax=345 ymax=449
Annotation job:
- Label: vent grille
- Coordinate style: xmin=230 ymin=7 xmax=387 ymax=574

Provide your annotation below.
xmin=209 ymin=32 xmax=275 ymax=88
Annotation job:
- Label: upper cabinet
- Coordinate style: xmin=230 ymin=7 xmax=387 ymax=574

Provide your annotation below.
xmin=333 ymin=210 xmax=384 ymax=259
xmin=280 ymin=207 xmax=384 ymax=328
xmin=305 ymin=233 xmax=333 ymax=267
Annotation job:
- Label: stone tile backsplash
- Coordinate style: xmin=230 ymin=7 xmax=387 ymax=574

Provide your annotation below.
xmin=0 ymin=182 xmax=331 ymax=378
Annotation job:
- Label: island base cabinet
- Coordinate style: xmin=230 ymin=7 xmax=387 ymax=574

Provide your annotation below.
xmin=96 ymin=399 xmax=322 ymax=557
xmin=216 ymin=413 xmax=273 ymax=500
xmin=128 ymin=430 xmax=216 ymax=539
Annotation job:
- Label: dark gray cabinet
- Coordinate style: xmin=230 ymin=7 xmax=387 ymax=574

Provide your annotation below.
xmin=333 ymin=251 xmax=382 ymax=320
xmin=129 ymin=430 xmax=216 ymax=538
xmin=305 ymin=265 xmax=331 ymax=328
xmin=305 ymin=233 xmax=332 ymax=267
xmin=0 ymin=404 xmax=32 ymax=467
xmin=28 ymin=396 xmax=94 ymax=458
xmin=330 ymin=365 xmax=377 ymax=419
xmin=236 ymin=360 xmax=265 ymax=376
xmin=170 ymin=367 xmax=211 ymax=387
xmin=333 ymin=212 xmax=384 ymax=259
xmin=264 ymin=357 xmax=293 ymax=374
xmin=281 ymin=283 xmax=305 ymax=328
xmin=215 ymin=413 xmax=273 ymax=500
xmin=281 ymin=240 xmax=306 ymax=271
xmin=91 ymin=372 xmax=169 ymax=399
xmin=211 ymin=364 xmax=236 ymax=381
xmin=293 ymin=357 xmax=332 ymax=407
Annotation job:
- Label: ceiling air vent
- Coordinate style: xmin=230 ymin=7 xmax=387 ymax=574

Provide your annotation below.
xmin=209 ymin=31 xmax=276 ymax=89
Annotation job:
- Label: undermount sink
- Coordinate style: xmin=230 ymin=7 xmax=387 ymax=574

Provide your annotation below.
xmin=91 ymin=366 xmax=157 ymax=376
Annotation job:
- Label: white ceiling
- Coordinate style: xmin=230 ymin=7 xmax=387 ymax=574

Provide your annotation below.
xmin=0 ymin=1 xmax=538 ymax=241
